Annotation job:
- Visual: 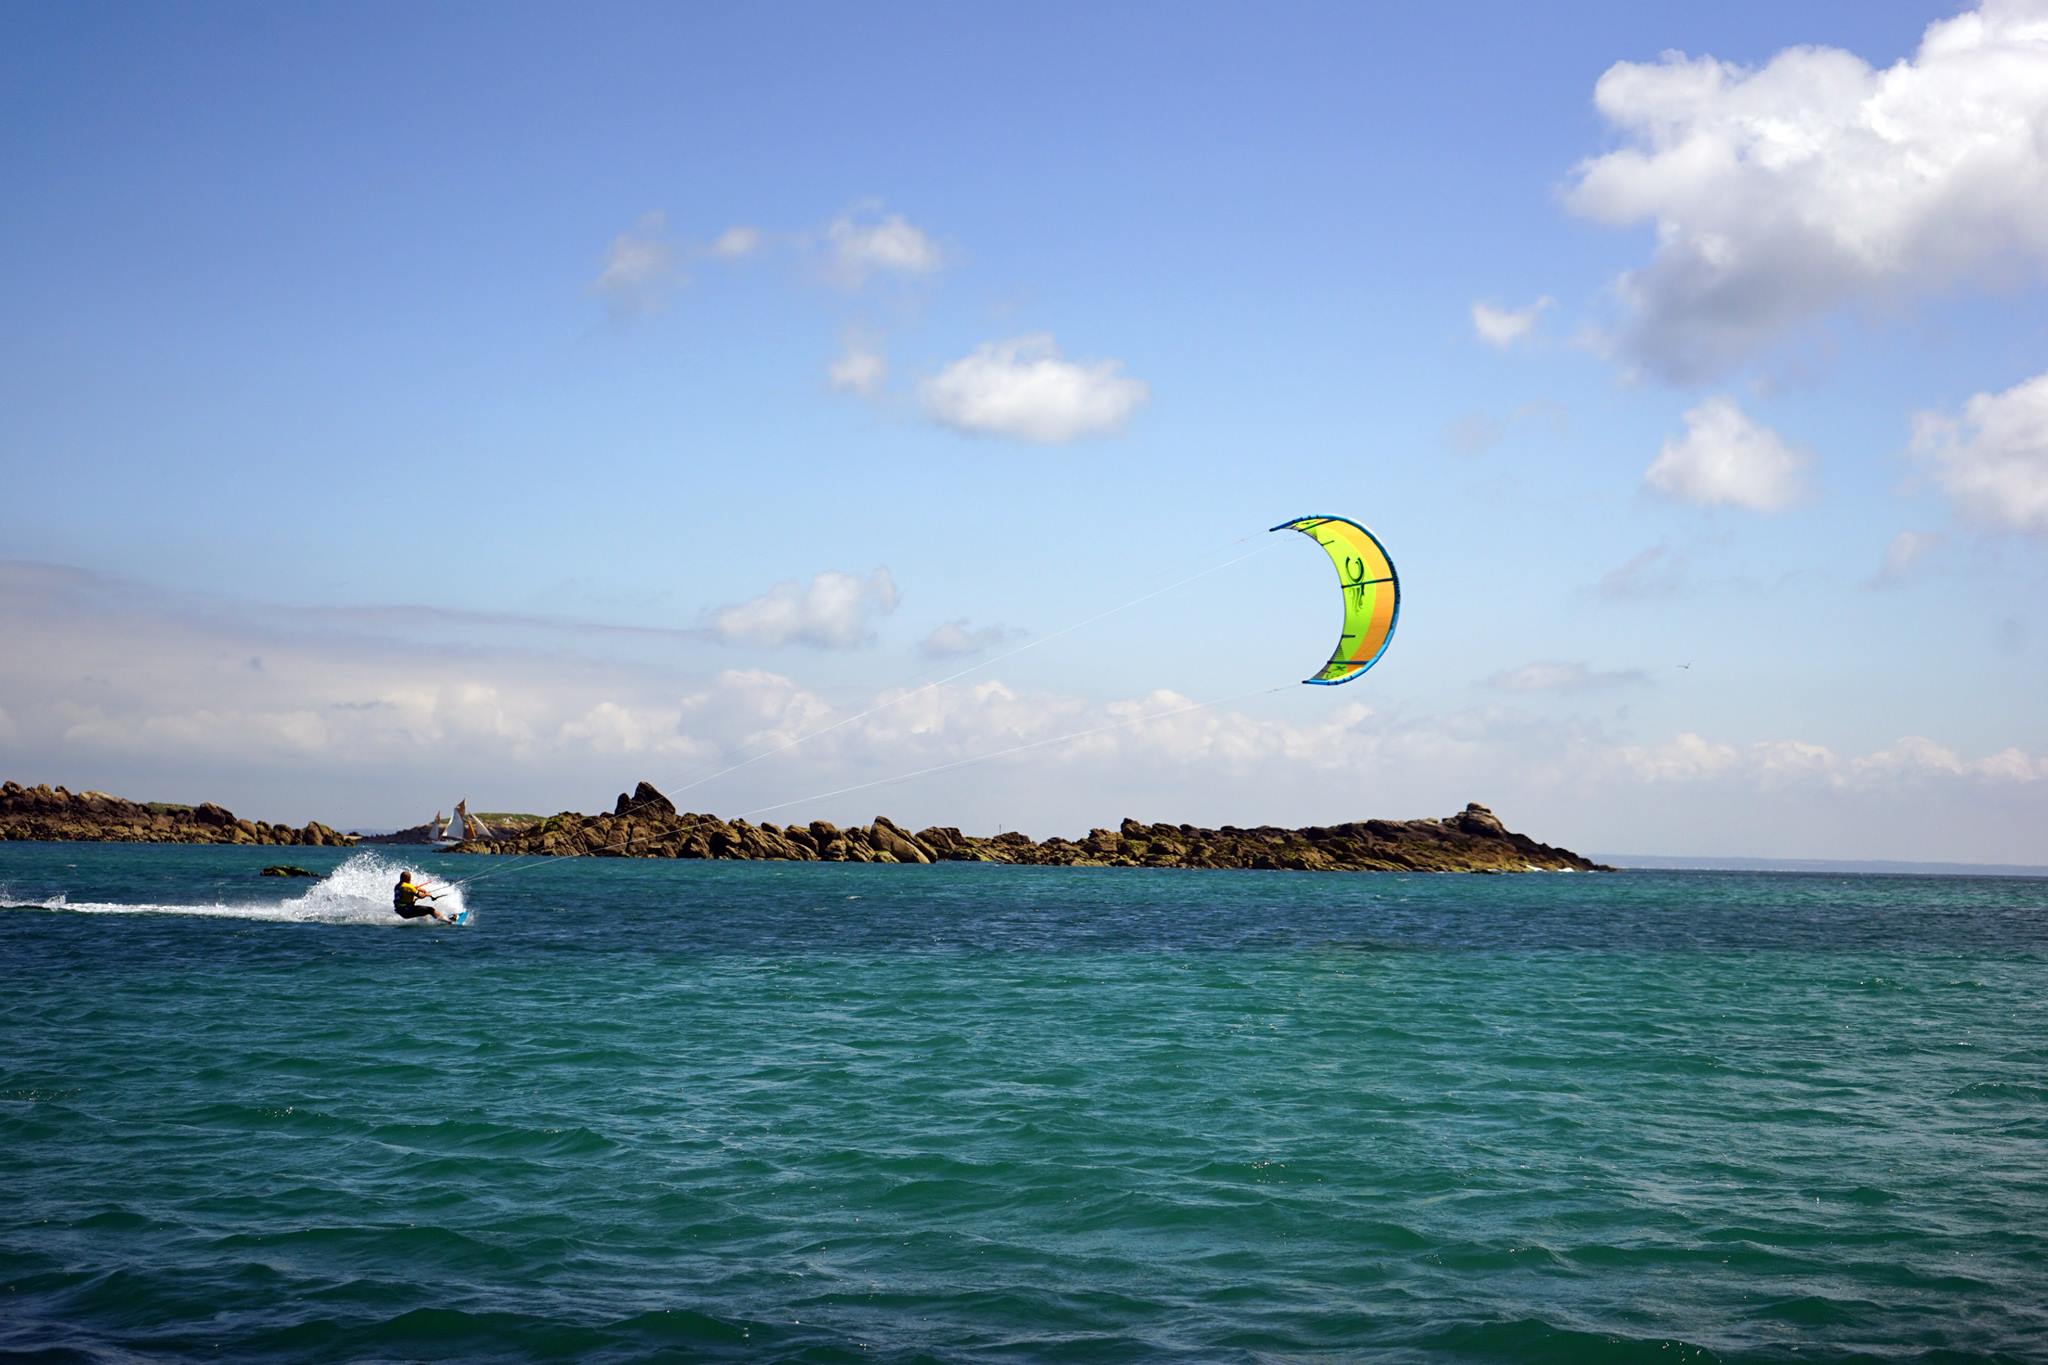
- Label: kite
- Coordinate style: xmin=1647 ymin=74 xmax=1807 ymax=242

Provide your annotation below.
xmin=1271 ymin=515 xmax=1400 ymax=685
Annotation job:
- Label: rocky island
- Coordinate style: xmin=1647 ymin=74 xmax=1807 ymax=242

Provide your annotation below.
xmin=0 ymin=782 xmax=354 ymax=847
xmin=2 ymin=776 xmax=1605 ymax=872
xmin=457 ymin=780 xmax=1608 ymax=873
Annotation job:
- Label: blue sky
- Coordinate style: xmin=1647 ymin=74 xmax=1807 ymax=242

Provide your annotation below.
xmin=3 ymin=1 xmax=2045 ymax=860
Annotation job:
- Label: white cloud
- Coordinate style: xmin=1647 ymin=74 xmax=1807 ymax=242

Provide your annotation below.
xmin=1567 ymin=1 xmax=2048 ymax=381
xmin=1645 ymin=397 xmax=1808 ymax=511
xmin=707 ymin=568 xmax=901 ymax=649
xmin=1973 ymin=747 xmax=2048 ymax=782
xmin=591 ymin=211 xmax=681 ymax=316
xmin=1620 ymin=731 xmax=1739 ymax=781
xmin=708 ymin=225 xmax=762 ymax=259
xmin=922 ymin=334 xmax=1149 ymax=443
xmin=825 ymin=206 xmax=942 ymax=285
xmin=558 ymin=701 xmax=710 ymax=760
xmin=1618 ymin=730 xmax=2048 ymax=788
xmin=1471 ymin=296 xmax=1553 ymax=347
xmin=1874 ymin=530 xmax=1942 ymax=585
xmin=1751 ymin=738 xmax=1838 ymax=786
xmin=1913 ymin=370 xmax=2048 ymax=534
xmin=828 ymin=336 xmax=887 ymax=396
xmin=1487 ymin=661 xmax=1650 ymax=692
xmin=920 ymin=619 xmax=1022 ymax=659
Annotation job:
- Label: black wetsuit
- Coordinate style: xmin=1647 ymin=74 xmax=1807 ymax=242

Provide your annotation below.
xmin=393 ymin=884 xmax=436 ymax=919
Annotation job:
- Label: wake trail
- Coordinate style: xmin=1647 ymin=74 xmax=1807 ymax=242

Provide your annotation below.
xmin=1 ymin=852 xmax=472 ymax=927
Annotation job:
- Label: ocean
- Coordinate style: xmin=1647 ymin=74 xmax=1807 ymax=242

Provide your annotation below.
xmin=3 ymin=842 xmax=2045 ymax=1362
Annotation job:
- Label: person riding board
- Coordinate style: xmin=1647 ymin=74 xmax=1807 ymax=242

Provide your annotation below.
xmin=392 ymin=870 xmax=453 ymax=923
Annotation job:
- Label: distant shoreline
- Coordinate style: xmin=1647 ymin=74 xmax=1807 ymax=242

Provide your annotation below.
xmin=1602 ymin=854 xmax=2048 ymax=878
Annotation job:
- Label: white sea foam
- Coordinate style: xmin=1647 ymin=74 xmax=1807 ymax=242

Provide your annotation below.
xmin=12 ymin=852 xmax=471 ymax=926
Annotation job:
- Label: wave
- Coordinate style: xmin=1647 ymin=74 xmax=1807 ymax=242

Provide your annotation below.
xmin=3 ymin=852 xmax=471 ymax=926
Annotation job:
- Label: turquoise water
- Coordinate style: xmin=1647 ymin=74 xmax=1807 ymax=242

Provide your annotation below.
xmin=4 ymin=843 xmax=2047 ymax=1362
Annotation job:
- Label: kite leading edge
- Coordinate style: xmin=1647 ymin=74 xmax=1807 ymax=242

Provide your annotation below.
xmin=1271 ymin=515 xmax=1400 ymax=685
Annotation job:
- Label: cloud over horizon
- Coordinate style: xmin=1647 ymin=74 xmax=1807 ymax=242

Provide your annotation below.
xmin=1621 ymin=730 xmax=2048 ymax=788
xmin=706 ymin=568 xmax=902 ymax=649
xmin=3 ymin=556 xmax=2042 ymax=859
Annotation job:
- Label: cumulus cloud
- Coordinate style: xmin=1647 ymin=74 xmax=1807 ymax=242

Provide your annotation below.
xmin=1471 ymin=296 xmax=1554 ymax=347
xmin=920 ymin=619 xmax=1023 ymax=659
xmin=591 ymin=211 xmax=682 ymax=316
xmin=707 ymin=568 xmax=901 ymax=649
xmin=1487 ymin=661 xmax=1650 ymax=692
xmin=1645 ymin=397 xmax=1808 ymax=511
xmin=1914 ymin=370 xmax=2048 ymax=534
xmin=557 ymin=701 xmax=711 ymax=760
xmin=1567 ymin=1 xmax=2048 ymax=381
xmin=825 ymin=205 xmax=942 ymax=285
xmin=922 ymin=334 xmax=1149 ymax=443
xmin=828 ymin=335 xmax=887 ymax=396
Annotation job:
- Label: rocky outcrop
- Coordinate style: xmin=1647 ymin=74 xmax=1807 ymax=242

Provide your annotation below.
xmin=458 ymin=782 xmax=1606 ymax=873
xmin=0 ymin=782 xmax=354 ymax=847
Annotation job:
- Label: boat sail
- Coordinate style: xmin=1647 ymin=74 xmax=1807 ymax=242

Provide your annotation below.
xmin=445 ymin=799 xmax=495 ymax=845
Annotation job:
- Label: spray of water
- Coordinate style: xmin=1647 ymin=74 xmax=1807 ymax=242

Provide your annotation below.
xmin=6 ymin=852 xmax=471 ymax=927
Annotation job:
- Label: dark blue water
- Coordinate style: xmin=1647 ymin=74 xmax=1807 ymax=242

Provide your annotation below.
xmin=4 ymin=843 xmax=2047 ymax=1361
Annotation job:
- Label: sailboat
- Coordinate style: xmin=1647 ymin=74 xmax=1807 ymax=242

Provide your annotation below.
xmin=430 ymin=799 xmax=495 ymax=849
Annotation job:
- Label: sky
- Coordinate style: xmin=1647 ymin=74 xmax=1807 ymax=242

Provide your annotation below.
xmin=3 ymin=0 xmax=2046 ymax=861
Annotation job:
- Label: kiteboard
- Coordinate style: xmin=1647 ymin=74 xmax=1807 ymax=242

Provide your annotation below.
xmin=450 ymin=909 xmax=470 ymax=926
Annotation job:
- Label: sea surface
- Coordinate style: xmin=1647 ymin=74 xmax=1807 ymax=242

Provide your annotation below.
xmin=3 ymin=843 xmax=2046 ymax=1363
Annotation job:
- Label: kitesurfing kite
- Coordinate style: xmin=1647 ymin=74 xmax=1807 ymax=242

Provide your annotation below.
xmin=1271 ymin=515 xmax=1401 ymax=685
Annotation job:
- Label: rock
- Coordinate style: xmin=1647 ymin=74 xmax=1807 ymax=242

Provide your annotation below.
xmin=616 ymin=781 xmax=677 ymax=818
xmin=0 ymin=781 xmax=357 ymax=848
xmin=260 ymin=865 xmax=316 ymax=878
xmin=1451 ymin=802 xmax=1508 ymax=838
xmin=869 ymin=816 xmax=933 ymax=865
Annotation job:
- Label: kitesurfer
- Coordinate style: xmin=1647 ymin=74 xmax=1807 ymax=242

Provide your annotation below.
xmin=393 ymin=870 xmax=451 ymax=923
